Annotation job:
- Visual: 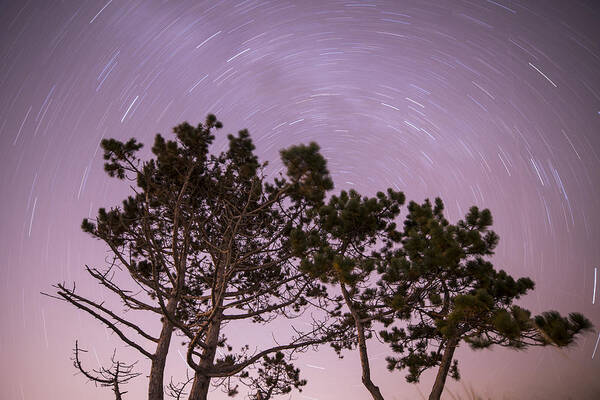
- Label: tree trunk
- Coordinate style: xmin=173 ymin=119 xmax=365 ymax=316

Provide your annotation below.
xmin=148 ymin=297 xmax=178 ymax=400
xmin=428 ymin=337 xmax=459 ymax=400
xmin=187 ymin=312 xmax=223 ymax=400
xmin=340 ymin=283 xmax=385 ymax=400
xmin=187 ymin=372 xmax=211 ymax=400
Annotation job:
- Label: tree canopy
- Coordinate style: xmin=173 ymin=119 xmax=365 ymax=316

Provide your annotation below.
xmin=50 ymin=115 xmax=341 ymax=400
xmin=46 ymin=115 xmax=593 ymax=400
xmin=378 ymin=198 xmax=593 ymax=400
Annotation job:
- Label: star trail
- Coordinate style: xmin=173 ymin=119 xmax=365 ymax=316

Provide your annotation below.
xmin=0 ymin=0 xmax=599 ymax=399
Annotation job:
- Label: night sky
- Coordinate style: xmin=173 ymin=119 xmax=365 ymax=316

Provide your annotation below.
xmin=1 ymin=0 xmax=599 ymax=399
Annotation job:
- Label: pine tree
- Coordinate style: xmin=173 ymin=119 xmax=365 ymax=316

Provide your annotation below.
xmin=48 ymin=115 xmax=340 ymax=400
xmin=378 ymin=198 xmax=593 ymax=400
xmin=238 ymin=352 xmax=307 ymax=400
xmin=293 ymin=188 xmax=405 ymax=400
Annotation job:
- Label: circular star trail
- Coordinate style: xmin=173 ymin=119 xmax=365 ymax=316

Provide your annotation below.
xmin=0 ymin=1 xmax=599 ymax=399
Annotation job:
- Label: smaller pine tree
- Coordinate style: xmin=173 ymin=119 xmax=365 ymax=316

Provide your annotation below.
xmin=292 ymin=188 xmax=405 ymax=400
xmin=378 ymin=198 xmax=593 ymax=400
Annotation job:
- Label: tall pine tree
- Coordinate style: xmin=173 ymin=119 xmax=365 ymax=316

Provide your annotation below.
xmin=49 ymin=115 xmax=340 ymax=400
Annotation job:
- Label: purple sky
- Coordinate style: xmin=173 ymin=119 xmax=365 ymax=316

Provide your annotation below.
xmin=1 ymin=0 xmax=599 ymax=399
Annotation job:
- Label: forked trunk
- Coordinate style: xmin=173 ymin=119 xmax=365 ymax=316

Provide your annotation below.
xmin=187 ymin=312 xmax=223 ymax=400
xmin=148 ymin=297 xmax=178 ymax=400
xmin=428 ymin=337 xmax=459 ymax=400
xmin=187 ymin=372 xmax=211 ymax=400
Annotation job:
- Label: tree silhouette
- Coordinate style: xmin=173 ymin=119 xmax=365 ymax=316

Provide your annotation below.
xmin=237 ymin=351 xmax=307 ymax=400
xmin=72 ymin=341 xmax=140 ymax=400
xmin=47 ymin=115 xmax=341 ymax=400
xmin=293 ymin=188 xmax=405 ymax=400
xmin=378 ymin=198 xmax=593 ymax=400
xmin=44 ymin=114 xmax=593 ymax=400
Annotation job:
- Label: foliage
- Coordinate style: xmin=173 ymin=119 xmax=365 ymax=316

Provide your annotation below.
xmin=47 ymin=113 xmax=593 ymax=400
xmin=50 ymin=115 xmax=340 ymax=400
xmin=377 ymin=198 xmax=592 ymax=398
